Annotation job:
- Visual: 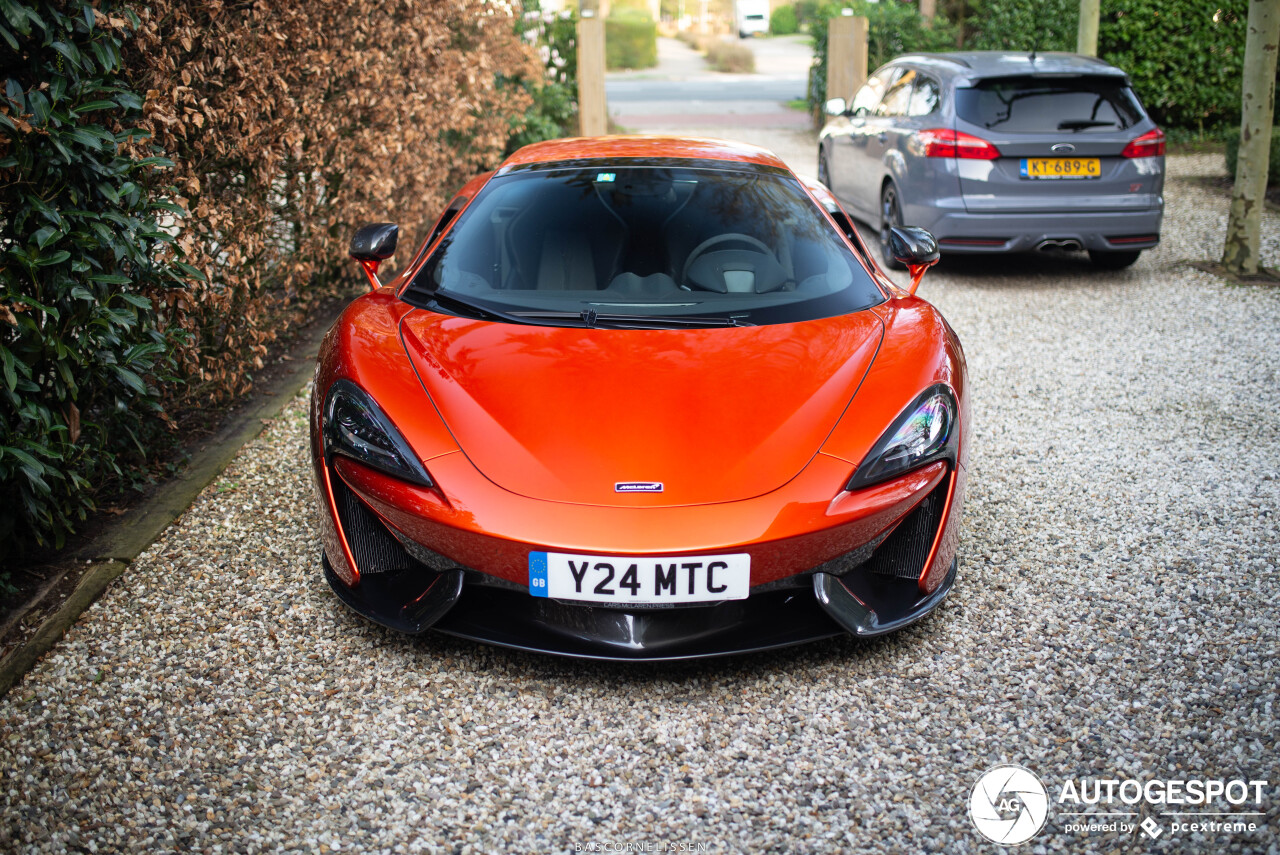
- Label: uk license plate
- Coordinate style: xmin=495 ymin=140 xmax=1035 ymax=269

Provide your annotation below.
xmin=528 ymin=551 xmax=750 ymax=604
xmin=1020 ymin=157 xmax=1101 ymax=179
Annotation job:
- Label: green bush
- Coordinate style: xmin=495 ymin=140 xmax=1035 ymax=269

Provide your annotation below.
xmin=605 ymin=11 xmax=658 ymax=70
xmin=808 ymin=2 xmax=957 ymax=115
xmin=1224 ymin=129 xmax=1280 ymax=186
xmin=793 ymin=0 xmax=821 ymax=31
xmin=1 ymin=0 xmax=190 ymax=572
xmin=771 ymin=5 xmax=798 ymax=35
xmin=507 ymin=6 xmax=579 ymax=154
xmin=807 ymin=0 xmax=1249 ymax=135
xmin=967 ymin=0 xmax=1248 ymax=132
xmin=1097 ymin=0 xmax=1247 ymax=133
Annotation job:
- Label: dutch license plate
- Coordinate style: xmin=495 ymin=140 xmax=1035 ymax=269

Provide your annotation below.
xmin=1020 ymin=157 xmax=1101 ymax=179
xmin=528 ymin=551 xmax=750 ymax=604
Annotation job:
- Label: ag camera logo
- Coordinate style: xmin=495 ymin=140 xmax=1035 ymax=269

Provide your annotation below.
xmin=969 ymin=764 xmax=1050 ymax=845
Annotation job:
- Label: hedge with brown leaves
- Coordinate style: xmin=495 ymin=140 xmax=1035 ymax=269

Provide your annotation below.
xmin=129 ymin=0 xmax=540 ymax=401
xmin=1 ymin=0 xmax=547 ymax=572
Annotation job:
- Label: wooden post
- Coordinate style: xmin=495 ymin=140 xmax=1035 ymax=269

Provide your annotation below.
xmin=1076 ymin=0 xmax=1099 ymax=56
xmin=826 ymin=15 xmax=869 ymax=104
xmin=1222 ymin=0 xmax=1280 ymax=275
xmin=920 ymin=0 xmax=936 ymax=20
xmin=577 ymin=11 xmax=608 ymax=137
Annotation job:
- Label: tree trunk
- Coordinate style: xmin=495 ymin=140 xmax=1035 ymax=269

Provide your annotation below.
xmin=1076 ymin=0 xmax=1099 ymax=56
xmin=1222 ymin=0 xmax=1280 ymax=275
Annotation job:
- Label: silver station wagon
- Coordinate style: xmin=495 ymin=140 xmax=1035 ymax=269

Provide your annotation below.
xmin=819 ymin=52 xmax=1165 ymax=269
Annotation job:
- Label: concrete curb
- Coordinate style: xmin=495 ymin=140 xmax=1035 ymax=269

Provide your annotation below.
xmin=0 ymin=317 xmax=333 ymax=698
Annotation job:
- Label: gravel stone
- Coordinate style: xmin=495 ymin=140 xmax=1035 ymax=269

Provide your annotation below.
xmin=0 ymin=152 xmax=1277 ymax=853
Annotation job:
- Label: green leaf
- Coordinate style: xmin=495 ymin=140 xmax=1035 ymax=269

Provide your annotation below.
xmin=89 ymin=273 xmax=131 ymax=285
xmin=171 ymin=261 xmax=206 ymax=281
xmin=151 ymin=200 xmax=187 ymax=216
xmin=124 ymin=341 xmax=163 ymax=362
xmin=112 ymin=91 xmax=143 ymax=111
xmin=1 ymin=445 xmax=45 ymax=475
xmin=0 ymin=346 xmax=16 ymax=393
xmin=72 ymin=99 xmax=115 ymax=115
xmin=50 ymin=41 xmax=84 ymax=72
xmin=111 ymin=365 xmax=147 ymax=395
xmin=95 ymin=182 xmax=120 ymax=204
xmin=35 ymin=250 xmax=71 ymax=267
xmin=32 ymin=226 xmax=60 ymax=249
xmin=70 ymin=285 xmax=94 ymax=301
xmin=26 ymin=195 xmax=62 ymax=226
xmin=118 ymin=294 xmax=152 ymax=311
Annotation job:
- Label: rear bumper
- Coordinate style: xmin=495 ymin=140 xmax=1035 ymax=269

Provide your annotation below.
xmin=924 ymin=207 xmax=1163 ymax=254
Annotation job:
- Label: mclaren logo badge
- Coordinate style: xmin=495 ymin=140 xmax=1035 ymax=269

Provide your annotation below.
xmin=615 ymin=482 xmax=664 ymax=493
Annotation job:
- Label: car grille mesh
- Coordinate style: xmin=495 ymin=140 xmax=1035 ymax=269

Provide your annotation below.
xmin=332 ymin=475 xmax=417 ymax=575
xmin=862 ymin=478 xmax=947 ymax=580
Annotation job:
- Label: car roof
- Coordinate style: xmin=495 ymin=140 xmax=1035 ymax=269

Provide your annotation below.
xmin=498 ymin=135 xmax=791 ymax=173
xmin=891 ymin=51 xmax=1128 ymax=84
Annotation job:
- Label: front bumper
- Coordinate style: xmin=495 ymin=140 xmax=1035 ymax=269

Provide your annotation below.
xmin=316 ymin=456 xmax=964 ymax=661
xmin=323 ymin=554 xmax=958 ymax=661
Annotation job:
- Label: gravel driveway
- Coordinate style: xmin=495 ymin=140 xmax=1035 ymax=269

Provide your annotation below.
xmin=1 ymin=154 xmax=1277 ymax=854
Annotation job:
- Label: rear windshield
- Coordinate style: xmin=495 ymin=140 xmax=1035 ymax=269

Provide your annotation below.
xmin=404 ymin=165 xmax=884 ymax=327
xmin=956 ymin=76 xmax=1144 ymax=133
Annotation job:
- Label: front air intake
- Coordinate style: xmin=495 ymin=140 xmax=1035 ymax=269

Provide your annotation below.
xmin=863 ymin=477 xmax=947 ymax=580
xmin=331 ymin=475 xmax=418 ymax=575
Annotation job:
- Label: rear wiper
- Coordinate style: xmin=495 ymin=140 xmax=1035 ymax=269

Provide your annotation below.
xmin=512 ymin=310 xmax=753 ymax=329
xmin=428 ymin=291 xmax=545 ymax=326
xmin=1058 ymin=120 xmax=1115 ymax=130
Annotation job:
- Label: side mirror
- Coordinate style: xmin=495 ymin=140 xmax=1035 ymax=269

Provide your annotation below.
xmin=824 ymin=97 xmax=848 ymax=117
xmin=350 ymin=223 xmax=399 ymax=289
xmin=888 ymin=226 xmax=939 ymax=296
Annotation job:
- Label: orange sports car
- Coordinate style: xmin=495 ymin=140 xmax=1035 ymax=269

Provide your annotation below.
xmin=310 ymin=136 xmax=969 ymax=660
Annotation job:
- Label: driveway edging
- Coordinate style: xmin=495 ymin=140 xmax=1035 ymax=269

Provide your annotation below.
xmin=0 ymin=317 xmax=334 ymax=698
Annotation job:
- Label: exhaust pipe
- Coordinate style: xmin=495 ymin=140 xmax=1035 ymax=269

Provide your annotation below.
xmin=1036 ymin=238 xmax=1083 ymax=252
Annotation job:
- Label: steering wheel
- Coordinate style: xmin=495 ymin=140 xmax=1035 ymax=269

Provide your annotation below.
xmin=680 ymin=233 xmax=778 ymax=287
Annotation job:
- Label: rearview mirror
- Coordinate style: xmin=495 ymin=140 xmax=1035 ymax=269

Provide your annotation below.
xmin=824 ymin=97 xmax=848 ymax=117
xmin=888 ymin=226 xmax=939 ymax=296
xmin=350 ymin=223 xmax=399 ymax=289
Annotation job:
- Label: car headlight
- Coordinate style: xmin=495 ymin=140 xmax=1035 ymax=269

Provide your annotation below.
xmin=846 ymin=385 xmax=956 ymax=490
xmin=323 ymin=379 xmax=433 ymax=487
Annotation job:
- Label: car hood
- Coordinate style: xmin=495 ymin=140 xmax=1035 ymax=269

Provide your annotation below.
xmin=399 ymin=310 xmax=883 ymax=507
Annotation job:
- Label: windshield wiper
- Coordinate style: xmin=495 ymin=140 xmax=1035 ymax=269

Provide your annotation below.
xmin=427 ymin=291 xmax=545 ymax=326
xmin=1058 ymin=119 xmax=1115 ymax=130
xmin=511 ymin=310 xmax=753 ymax=329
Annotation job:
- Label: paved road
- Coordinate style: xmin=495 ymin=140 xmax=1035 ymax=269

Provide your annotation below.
xmin=608 ymin=35 xmax=813 ymax=130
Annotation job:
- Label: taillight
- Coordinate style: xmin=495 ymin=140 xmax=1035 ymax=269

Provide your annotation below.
xmin=918 ymin=128 xmax=1000 ymax=160
xmin=1122 ymin=128 xmax=1165 ymax=158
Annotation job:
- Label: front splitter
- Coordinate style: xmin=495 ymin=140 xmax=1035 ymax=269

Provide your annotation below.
xmin=323 ymin=553 xmax=957 ymax=660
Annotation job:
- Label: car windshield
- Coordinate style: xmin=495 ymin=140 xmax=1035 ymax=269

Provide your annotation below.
xmin=956 ymin=76 xmax=1144 ymax=133
xmin=403 ymin=164 xmax=883 ymax=327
